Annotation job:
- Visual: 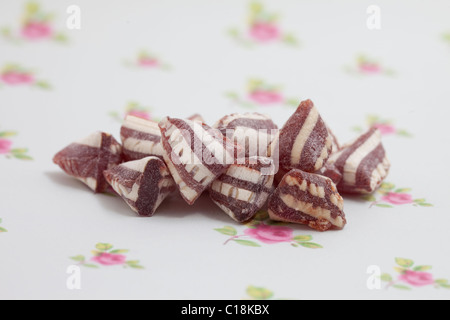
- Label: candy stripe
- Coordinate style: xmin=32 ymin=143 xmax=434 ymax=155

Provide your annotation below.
xmin=342 ymin=129 xmax=381 ymax=185
xmin=214 ymin=113 xmax=278 ymax=158
xmin=355 ymin=144 xmax=386 ymax=191
xmin=268 ymin=169 xmax=346 ymax=231
xmin=327 ymin=128 xmax=389 ymax=194
xmin=209 ymin=157 xmax=274 ymax=222
xmin=290 ymin=105 xmax=319 ymax=165
xmin=121 ymin=126 xmax=162 ymax=143
xmin=298 ymin=114 xmax=332 ymax=172
xmin=120 ymin=116 xmax=163 ymax=161
xmin=159 ymin=117 xmax=241 ymax=205
xmin=53 ymin=132 xmax=122 ymax=193
xmin=103 ymin=157 xmax=175 ymax=216
xmin=122 ymin=116 xmax=161 ymax=136
xmin=276 ymin=100 xmax=331 ymax=173
xmin=332 ymin=128 xmax=377 ymax=172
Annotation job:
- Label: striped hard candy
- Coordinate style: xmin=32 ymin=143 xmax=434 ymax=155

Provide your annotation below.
xmin=53 ymin=131 xmax=122 ymax=193
xmin=327 ymin=127 xmax=390 ymax=194
xmin=120 ymin=115 xmax=164 ymax=161
xmin=159 ymin=117 xmax=243 ymax=205
xmin=103 ymin=156 xmax=176 ymax=217
xmin=268 ymin=169 xmax=346 ymax=231
xmin=213 ymin=112 xmax=278 ymax=158
xmin=316 ymin=162 xmax=342 ymax=185
xmin=209 ymin=156 xmax=275 ymax=222
xmin=269 ymin=99 xmax=332 ymax=173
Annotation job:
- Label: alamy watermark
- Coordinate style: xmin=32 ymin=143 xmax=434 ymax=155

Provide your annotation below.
xmin=66 ymin=265 xmax=81 ymax=290
xmin=66 ymin=5 xmax=81 ymax=30
xmin=366 ymin=265 xmax=382 ymax=290
xmin=367 ymin=5 xmax=381 ymax=30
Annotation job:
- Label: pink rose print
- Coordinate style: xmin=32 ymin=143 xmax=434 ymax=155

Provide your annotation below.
xmin=399 ymin=270 xmax=435 ymax=287
xmin=124 ymin=50 xmax=170 ymax=70
xmin=0 ymin=139 xmax=12 ymax=154
xmin=373 ymin=123 xmax=396 ymax=135
xmin=138 ymin=57 xmax=159 ymax=68
xmin=352 ymin=115 xmax=411 ymax=137
xmin=380 ymin=192 xmax=413 ymax=205
xmin=345 ymin=54 xmax=394 ymax=76
xmin=109 ymin=102 xmax=158 ymax=123
xmin=249 ymin=90 xmax=284 ymax=105
xmin=91 ymin=252 xmax=127 ymax=266
xmin=0 ymin=130 xmax=33 ymax=160
xmin=359 ymin=62 xmax=381 ymax=74
xmin=362 ymin=182 xmax=432 ymax=208
xmin=249 ymin=23 xmax=280 ymax=42
xmin=0 ymin=63 xmax=50 ymax=89
xmin=229 ymin=2 xmax=298 ymax=47
xmin=21 ymin=22 xmax=53 ymax=40
xmin=70 ymin=243 xmax=144 ymax=269
xmin=381 ymin=258 xmax=449 ymax=290
xmin=226 ymin=78 xmax=298 ymax=108
xmin=1 ymin=2 xmax=67 ymax=44
xmin=244 ymin=223 xmax=293 ymax=244
xmin=215 ymin=211 xmax=322 ymax=249
xmin=1 ymin=72 xmax=34 ymax=85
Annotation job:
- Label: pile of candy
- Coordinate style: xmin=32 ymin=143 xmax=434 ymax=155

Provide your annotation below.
xmin=53 ymin=99 xmax=390 ymax=231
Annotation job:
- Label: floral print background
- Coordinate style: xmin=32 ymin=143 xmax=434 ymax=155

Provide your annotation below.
xmin=0 ymin=1 xmax=449 ymax=300
xmin=225 ymin=78 xmax=299 ymax=108
xmin=123 ymin=50 xmax=171 ymax=70
xmin=381 ymin=258 xmax=449 ymax=291
xmin=215 ymin=211 xmax=322 ymax=248
xmin=344 ymin=54 xmax=394 ymax=76
xmin=229 ymin=2 xmax=299 ymax=47
xmin=2 ymin=2 xmax=67 ymax=44
xmin=0 ymin=129 xmax=33 ymax=160
xmin=0 ymin=63 xmax=50 ymax=89
xmin=70 ymin=243 xmax=144 ymax=269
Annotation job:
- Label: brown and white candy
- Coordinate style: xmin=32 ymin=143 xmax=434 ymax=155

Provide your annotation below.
xmin=269 ymin=99 xmax=332 ymax=173
xmin=213 ymin=112 xmax=278 ymax=157
xmin=53 ymin=131 xmax=122 ymax=193
xmin=268 ymin=169 xmax=346 ymax=232
xmin=103 ymin=156 xmax=176 ymax=216
xmin=120 ymin=115 xmax=164 ymax=161
xmin=316 ymin=162 xmax=342 ymax=185
xmin=159 ymin=117 xmax=243 ymax=205
xmin=327 ymin=127 xmax=390 ymax=194
xmin=209 ymin=156 xmax=275 ymax=222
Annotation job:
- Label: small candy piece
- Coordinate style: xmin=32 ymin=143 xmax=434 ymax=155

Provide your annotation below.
xmin=103 ymin=157 xmax=176 ymax=216
xmin=213 ymin=112 xmax=278 ymax=157
xmin=53 ymin=131 xmax=122 ymax=193
xmin=268 ymin=169 xmax=346 ymax=231
xmin=269 ymin=99 xmax=332 ymax=173
xmin=327 ymin=127 xmax=390 ymax=194
xmin=187 ymin=114 xmax=205 ymax=123
xmin=209 ymin=156 xmax=275 ymax=222
xmin=120 ymin=115 xmax=164 ymax=161
xmin=159 ymin=117 xmax=243 ymax=205
xmin=316 ymin=162 xmax=342 ymax=185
